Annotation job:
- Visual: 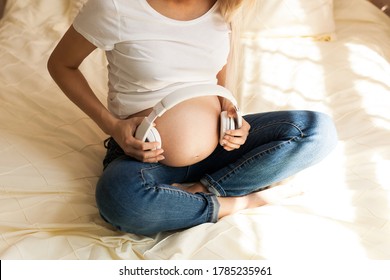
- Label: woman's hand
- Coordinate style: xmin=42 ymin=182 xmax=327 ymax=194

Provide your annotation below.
xmin=221 ymin=103 xmax=250 ymax=151
xmin=110 ymin=117 xmax=165 ymax=163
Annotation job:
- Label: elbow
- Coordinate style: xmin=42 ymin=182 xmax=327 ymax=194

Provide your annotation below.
xmin=47 ymin=52 xmax=69 ymax=82
xmin=47 ymin=53 xmax=56 ymax=78
xmin=46 ymin=52 xmax=67 ymax=91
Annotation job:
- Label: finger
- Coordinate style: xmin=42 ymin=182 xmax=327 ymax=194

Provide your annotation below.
xmin=223 ymin=146 xmax=234 ymax=151
xmin=221 ymin=135 xmax=245 ymax=150
xmin=122 ymin=137 xmax=163 ymax=156
xmin=130 ymin=138 xmax=161 ymax=151
xmin=140 ymin=141 xmax=162 ymax=151
xmin=132 ymin=148 xmax=165 ymax=163
xmin=225 ymin=126 xmax=250 ymax=139
xmin=223 ymin=134 xmax=246 ymax=146
xmin=142 ymin=151 xmax=165 ymax=163
xmin=222 ymin=142 xmax=240 ymax=151
xmin=223 ymin=141 xmax=241 ymax=151
xmin=225 ymin=129 xmax=246 ymax=137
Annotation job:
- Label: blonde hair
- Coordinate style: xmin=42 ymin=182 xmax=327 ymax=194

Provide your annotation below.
xmin=218 ymin=0 xmax=245 ymax=22
xmin=217 ymin=0 xmax=247 ymax=96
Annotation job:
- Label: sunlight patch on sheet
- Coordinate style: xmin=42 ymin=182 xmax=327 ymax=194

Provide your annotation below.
xmin=291 ymin=142 xmax=360 ymax=223
xmin=372 ymin=154 xmax=390 ymax=190
xmin=239 ymin=207 xmax=368 ymax=260
xmin=239 ymin=37 xmax=330 ymax=113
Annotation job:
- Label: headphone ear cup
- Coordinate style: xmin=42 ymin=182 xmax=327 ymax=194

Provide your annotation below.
xmin=220 ymin=111 xmax=233 ymax=145
xmin=220 ymin=110 xmax=241 ymax=146
xmin=228 ymin=115 xmax=235 ymax=131
xmin=220 ymin=111 xmax=236 ymax=130
xmin=145 ymin=127 xmax=162 ymax=149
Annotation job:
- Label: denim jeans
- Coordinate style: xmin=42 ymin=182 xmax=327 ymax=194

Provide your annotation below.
xmin=96 ymin=110 xmax=337 ymax=236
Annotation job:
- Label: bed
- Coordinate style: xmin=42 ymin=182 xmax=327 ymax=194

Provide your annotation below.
xmin=0 ymin=0 xmax=389 ymax=260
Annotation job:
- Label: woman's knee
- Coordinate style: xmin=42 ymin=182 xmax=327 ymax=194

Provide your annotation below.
xmin=96 ymin=180 xmax=157 ymax=235
xmin=306 ymin=111 xmax=337 ymax=145
xmin=300 ymin=110 xmax=338 ymax=161
xmin=95 ymin=161 xmax=156 ymax=235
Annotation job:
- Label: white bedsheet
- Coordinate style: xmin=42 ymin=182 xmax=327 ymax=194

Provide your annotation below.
xmin=0 ymin=0 xmax=389 ymax=260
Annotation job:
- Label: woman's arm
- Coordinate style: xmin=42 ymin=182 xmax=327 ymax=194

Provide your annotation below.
xmin=47 ymin=26 xmax=114 ymax=134
xmin=47 ymin=26 xmax=164 ymax=163
xmin=216 ymin=66 xmax=251 ymax=151
xmin=0 ymin=0 xmax=6 ymax=19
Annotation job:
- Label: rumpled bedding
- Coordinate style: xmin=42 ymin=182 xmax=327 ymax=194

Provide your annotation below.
xmin=0 ymin=0 xmax=389 ymax=259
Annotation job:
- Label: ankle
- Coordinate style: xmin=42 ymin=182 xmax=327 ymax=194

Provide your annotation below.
xmin=186 ymin=182 xmax=209 ymax=193
xmin=217 ymin=196 xmax=251 ymax=219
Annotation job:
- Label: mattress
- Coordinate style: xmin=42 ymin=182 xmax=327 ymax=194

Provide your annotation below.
xmin=0 ymin=0 xmax=389 ymax=260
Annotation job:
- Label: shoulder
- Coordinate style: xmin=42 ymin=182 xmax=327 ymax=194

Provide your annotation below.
xmin=73 ymin=0 xmax=126 ymax=50
xmin=77 ymin=0 xmax=145 ymax=20
xmin=77 ymin=0 xmax=120 ymax=18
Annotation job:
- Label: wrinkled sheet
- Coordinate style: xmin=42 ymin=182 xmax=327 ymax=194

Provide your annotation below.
xmin=0 ymin=0 xmax=389 ymax=259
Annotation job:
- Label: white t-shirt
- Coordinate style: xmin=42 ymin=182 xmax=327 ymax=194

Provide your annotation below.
xmin=73 ymin=0 xmax=231 ymax=118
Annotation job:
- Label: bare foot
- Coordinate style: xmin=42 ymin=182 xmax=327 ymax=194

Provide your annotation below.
xmin=249 ymin=183 xmax=304 ymax=205
xmin=172 ymin=182 xmax=304 ymax=219
xmin=172 ymin=182 xmax=209 ymax=194
xmin=217 ymin=184 xmax=304 ymax=219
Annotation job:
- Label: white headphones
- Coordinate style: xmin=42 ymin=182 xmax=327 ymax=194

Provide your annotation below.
xmin=134 ymin=84 xmax=242 ymax=148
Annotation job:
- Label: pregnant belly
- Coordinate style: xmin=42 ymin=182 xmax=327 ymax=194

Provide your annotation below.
xmin=155 ymin=96 xmax=221 ymax=167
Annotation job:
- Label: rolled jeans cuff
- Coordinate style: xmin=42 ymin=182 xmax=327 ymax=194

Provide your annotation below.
xmin=200 ymin=175 xmax=226 ymax=197
xmin=201 ymin=192 xmax=220 ymax=223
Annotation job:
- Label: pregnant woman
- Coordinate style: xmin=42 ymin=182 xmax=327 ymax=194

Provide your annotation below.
xmin=47 ymin=0 xmax=337 ymax=236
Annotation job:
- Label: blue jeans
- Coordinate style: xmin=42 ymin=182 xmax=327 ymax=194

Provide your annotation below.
xmin=96 ymin=110 xmax=337 ymax=236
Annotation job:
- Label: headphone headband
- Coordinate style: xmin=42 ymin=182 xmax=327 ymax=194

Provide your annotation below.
xmin=153 ymin=84 xmax=238 ymax=117
xmin=135 ymin=85 xmax=239 ymax=142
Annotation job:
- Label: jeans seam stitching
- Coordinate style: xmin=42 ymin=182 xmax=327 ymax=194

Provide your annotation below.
xmin=252 ymin=120 xmax=304 ymax=137
xmin=140 ymin=166 xmax=205 ymax=200
xmin=150 ymin=185 xmax=205 ymax=201
xmin=140 ymin=164 xmax=162 ymax=189
xmin=215 ymin=134 xmax=301 ymax=185
xmin=205 ymin=120 xmax=305 ymax=191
